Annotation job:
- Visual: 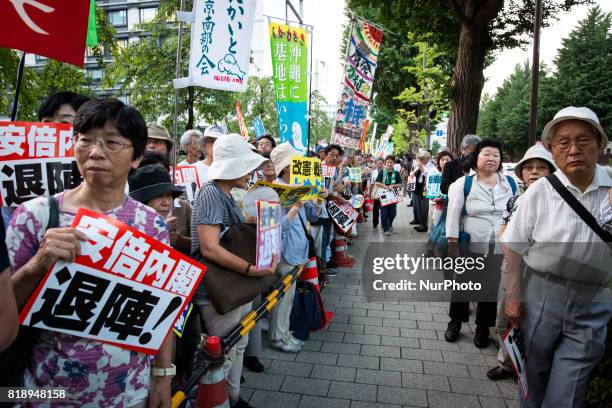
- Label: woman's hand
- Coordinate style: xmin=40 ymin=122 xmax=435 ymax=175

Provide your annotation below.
xmin=30 ymin=227 xmax=88 ymax=275
xmin=165 ymin=216 xmax=179 ymax=246
xmin=249 ymin=254 xmax=280 ymax=277
xmin=147 ymin=376 xmax=171 ymax=408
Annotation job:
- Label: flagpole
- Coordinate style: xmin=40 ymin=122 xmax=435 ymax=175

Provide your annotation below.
xmin=306 ymin=26 xmax=314 ymax=155
xmin=172 ymin=0 xmax=186 ymax=186
xmin=10 ymin=52 xmax=26 ymax=121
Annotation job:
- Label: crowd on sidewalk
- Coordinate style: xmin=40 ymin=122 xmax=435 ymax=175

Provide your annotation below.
xmin=0 ymin=92 xmax=611 ymax=408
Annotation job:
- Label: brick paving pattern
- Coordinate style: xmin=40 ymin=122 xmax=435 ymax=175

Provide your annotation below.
xmin=241 ymin=202 xmax=520 ymax=407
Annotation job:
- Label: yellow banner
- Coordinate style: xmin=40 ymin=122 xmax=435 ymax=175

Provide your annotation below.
xmin=251 ymin=180 xmax=314 ymax=208
xmin=290 ymin=156 xmax=323 ymax=200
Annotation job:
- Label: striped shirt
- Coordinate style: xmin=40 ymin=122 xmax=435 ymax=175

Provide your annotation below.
xmin=190 ymin=181 xmax=244 ymax=256
xmin=500 ymin=165 xmax=612 ymax=280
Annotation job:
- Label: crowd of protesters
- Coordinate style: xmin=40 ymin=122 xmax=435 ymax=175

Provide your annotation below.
xmin=0 ymin=92 xmax=611 ymax=408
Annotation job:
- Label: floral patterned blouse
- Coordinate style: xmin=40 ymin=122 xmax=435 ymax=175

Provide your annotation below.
xmin=6 ymin=192 xmax=169 ymax=407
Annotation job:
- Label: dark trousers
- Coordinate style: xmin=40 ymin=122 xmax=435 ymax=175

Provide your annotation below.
xmin=381 ymin=203 xmax=397 ymax=232
xmin=414 ymin=194 xmax=429 ymax=229
xmin=448 ymin=247 xmax=502 ymax=328
xmin=372 ymin=199 xmax=381 ymax=227
xmin=449 ymin=301 xmax=497 ymax=327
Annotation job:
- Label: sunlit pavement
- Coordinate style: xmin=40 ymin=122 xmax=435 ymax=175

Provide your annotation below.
xmin=241 ymin=201 xmax=520 ymax=407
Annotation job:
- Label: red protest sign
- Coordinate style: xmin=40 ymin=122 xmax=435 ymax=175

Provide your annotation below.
xmin=173 ymin=165 xmax=202 ymax=203
xmin=0 ymin=121 xmax=80 ymax=207
xmin=19 ymin=209 xmax=206 ymax=355
xmin=0 ymin=0 xmax=90 ymax=66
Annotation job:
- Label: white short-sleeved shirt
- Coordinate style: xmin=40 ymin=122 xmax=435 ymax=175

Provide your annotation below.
xmin=500 ymin=165 xmax=612 ymax=279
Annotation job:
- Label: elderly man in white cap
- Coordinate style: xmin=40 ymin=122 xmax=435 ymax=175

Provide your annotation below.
xmin=487 ymin=143 xmax=556 ymax=381
xmin=501 ymin=107 xmax=612 ymax=407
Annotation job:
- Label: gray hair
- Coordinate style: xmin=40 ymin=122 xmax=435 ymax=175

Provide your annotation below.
xmin=460 ymin=134 xmax=481 ymax=149
xmin=180 ymin=129 xmax=203 ymax=150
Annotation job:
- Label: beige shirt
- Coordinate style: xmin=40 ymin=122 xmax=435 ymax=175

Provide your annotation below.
xmin=500 ymin=165 xmax=612 ymax=281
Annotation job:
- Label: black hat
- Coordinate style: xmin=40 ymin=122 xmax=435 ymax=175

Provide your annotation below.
xmin=128 ymin=165 xmax=184 ymax=204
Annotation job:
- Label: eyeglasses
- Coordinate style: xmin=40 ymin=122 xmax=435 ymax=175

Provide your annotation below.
xmin=553 ymin=137 xmax=595 ymax=151
xmin=73 ymin=135 xmax=134 ymax=153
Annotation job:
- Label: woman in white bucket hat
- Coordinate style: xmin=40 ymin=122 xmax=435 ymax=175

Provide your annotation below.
xmin=191 ymin=133 xmax=278 ymax=408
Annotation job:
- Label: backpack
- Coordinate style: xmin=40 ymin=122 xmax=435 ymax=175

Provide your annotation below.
xmin=0 ymin=196 xmax=59 ymax=389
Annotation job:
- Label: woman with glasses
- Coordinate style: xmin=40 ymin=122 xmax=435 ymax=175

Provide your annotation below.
xmin=7 ymin=99 xmax=173 ymax=407
xmin=444 ymin=140 xmax=518 ymax=349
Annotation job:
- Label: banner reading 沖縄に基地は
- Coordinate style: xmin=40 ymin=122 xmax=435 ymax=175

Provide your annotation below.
xmin=269 ymin=22 xmax=309 ymax=155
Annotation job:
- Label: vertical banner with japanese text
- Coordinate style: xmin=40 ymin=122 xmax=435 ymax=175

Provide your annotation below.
xmin=331 ymin=20 xmax=383 ymax=150
xmin=20 ymin=209 xmax=206 ymax=355
xmin=269 ymin=21 xmax=309 ymax=155
xmin=256 ymin=201 xmax=282 ymax=271
xmin=174 ymin=0 xmax=256 ymax=92
xmin=0 ymin=122 xmax=80 ymax=207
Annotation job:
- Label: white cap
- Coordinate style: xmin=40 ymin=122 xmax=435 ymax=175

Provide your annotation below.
xmin=208 ymin=134 xmax=267 ymax=180
xmin=541 ymin=106 xmax=608 ymax=151
xmin=514 ymin=144 xmax=556 ymax=180
xmin=270 ymin=142 xmax=300 ymax=176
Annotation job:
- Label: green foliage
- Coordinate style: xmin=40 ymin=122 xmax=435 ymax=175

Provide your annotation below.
xmin=106 ymin=0 xmax=236 ymax=132
xmin=390 ymin=114 xmax=421 ymax=154
xmin=478 ymin=6 xmax=612 ymax=160
xmin=229 ymin=76 xmax=277 ymax=136
xmin=37 ymin=61 xmax=91 ymax=97
xmin=0 ymin=49 xmax=40 ymax=120
xmin=310 ymin=91 xmax=334 ymax=143
xmin=395 ymin=32 xmax=451 ymax=141
xmin=431 ymin=140 xmax=442 ymax=156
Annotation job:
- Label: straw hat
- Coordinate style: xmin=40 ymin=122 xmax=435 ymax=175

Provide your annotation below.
xmin=270 ymin=142 xmax=300 ymax=176
xmin=513 ymin=144 xmax=557 ymax=180
xmin=207 ymin=134 xmax=267 ymax=180
xmin=541 ymin=106 xmax=608 ymax=151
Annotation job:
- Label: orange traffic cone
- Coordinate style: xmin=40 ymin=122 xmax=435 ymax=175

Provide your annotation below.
xmin=197 ymin=336 xmax=229 ymax=408
xmin=331 ymin=238 xmax=355 ymax=267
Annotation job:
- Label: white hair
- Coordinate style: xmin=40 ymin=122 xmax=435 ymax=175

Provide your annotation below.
xmin=460 ymin=134 xmax=481 ymax=149
xmin=180 ymin=129 xmax=203 ymax=150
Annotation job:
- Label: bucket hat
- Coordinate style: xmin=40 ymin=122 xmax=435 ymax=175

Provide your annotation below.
xmin=129 ymin=165 xmax=184 ymax=203
xmin=204 ymin=125 xmax=226 ymax=139
xmin=208 ymin=133 xmax=267 ymax=180
xmin=541 ymin=106 xmax=608 ymax=151
xmin=514 ymin=144 xmax=557 ymax=180
xmin=270 ymin=142 xmax=300 ymax=176
xmin=147 ymin=124 xmax=173 ymax=145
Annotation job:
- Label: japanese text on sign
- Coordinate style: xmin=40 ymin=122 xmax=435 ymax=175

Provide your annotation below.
xmin=290 ymin=156 xmax=322 ymax=200
xmin=251 ymin=180 xmax=313 ymax=208
xmin=20 ymin=209 xmax=206 ymax=355
xmin=174 ymin=165 xmax=201 ymax=204
xmin=256 ymin=200 xmax=282 ymax=271
xmin=327 ymin=200 xmax=358 ymax=234
xmin=379 ymin=188 xmax=402 ymax=207
xmin=425 ymin=174 xmax=442 ymax=199
xmin=0 ymin=121 xmax=80 ymax=207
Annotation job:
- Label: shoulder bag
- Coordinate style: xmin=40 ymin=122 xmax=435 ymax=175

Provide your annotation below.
xmin=0 ymin=196 xmax=59 ymax=388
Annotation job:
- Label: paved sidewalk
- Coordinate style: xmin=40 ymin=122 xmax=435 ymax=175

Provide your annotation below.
xmin=241 ymin=202 xmax=520 ymax=407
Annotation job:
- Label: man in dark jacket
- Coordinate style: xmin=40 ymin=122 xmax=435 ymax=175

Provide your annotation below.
xmin=440 ymin=134 xmax=481 ymax=194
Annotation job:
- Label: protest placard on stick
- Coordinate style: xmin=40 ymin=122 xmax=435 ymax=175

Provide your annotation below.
xmin=290 ymin=156 xmax=323 ymax=200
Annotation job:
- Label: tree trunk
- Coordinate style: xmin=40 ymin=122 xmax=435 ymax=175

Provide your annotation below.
xmin=446 ymin=0 xmax=502 ymax=155
xmin=447 ymin=23 xmax=490 ymax=154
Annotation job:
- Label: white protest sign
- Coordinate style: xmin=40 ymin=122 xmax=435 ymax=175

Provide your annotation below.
xmin=20 ymin=209 xmax=206 ymax=355
xmin=174 ymin=0 xmax=256 ymax=92
xmin=503 ymin=325 xmax=528 ymax=400
xmin=327 ymin=201 xmax=358 ymax=234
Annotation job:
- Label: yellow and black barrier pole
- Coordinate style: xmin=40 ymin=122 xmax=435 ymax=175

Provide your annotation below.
xmin=171 ymin=265 xmax=304 ymax=408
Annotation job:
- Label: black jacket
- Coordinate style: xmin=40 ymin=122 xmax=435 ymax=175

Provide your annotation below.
xmin=440 ymin=158 xmax=464 ymax=195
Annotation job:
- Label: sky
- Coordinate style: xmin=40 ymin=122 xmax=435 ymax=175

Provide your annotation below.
xmin=249 ymin=0 xmax=610 ymax=108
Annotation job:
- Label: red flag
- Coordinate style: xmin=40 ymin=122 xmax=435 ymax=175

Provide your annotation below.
xmin=0 ymin=0 xmax=90 ymax=66
xmin=359 ymin=120 xmax=370 ymax=152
